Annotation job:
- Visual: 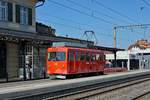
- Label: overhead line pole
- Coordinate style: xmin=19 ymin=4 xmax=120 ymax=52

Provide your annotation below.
xmin=115 ymin=24 xmax=150 ymax=29
xmin=113 ymin=24 xmax=150 ymax=48
xmin=114 ymin=27 xmax=117 ymax=48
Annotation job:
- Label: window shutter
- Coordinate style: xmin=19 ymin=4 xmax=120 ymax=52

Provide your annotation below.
xmin=16 ymin=5 xmax=20 ymax=23
xmin=8 ymin=2 xmax=13 ymax=22
xmin=28 ymin=8 xmax=32 ymax=25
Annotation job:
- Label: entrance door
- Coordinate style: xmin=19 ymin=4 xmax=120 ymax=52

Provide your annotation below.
xmin=68 ymin=51 xmax=75 ymax=73
xmin=0 ymin=42 xmax=6 ymax=79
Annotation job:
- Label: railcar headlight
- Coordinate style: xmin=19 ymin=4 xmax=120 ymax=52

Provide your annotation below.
xmin=62 ymin=65 xmax=64 ymax=68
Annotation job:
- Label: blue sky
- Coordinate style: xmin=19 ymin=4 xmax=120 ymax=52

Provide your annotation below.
xmin=36 ymin=0 xmax=150 ymax=49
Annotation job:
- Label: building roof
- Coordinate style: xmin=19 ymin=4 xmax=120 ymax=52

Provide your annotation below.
xmin=36 ymin=22 xmax=56 ymax=36
xmin=128 ymin=40 xmax=150 ymax=50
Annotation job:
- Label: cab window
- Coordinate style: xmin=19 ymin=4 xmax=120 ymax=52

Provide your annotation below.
xmin=48 ymin=52 xmax=66 ymax=61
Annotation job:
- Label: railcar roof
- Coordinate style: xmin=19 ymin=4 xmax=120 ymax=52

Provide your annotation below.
xmin=48 ymin=46 xmax=103 ymax=52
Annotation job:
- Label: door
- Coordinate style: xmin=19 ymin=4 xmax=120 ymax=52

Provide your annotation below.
xmin=0 ymin=42 xmax=6 ymax=79
xmin=86 ymin=52 xmax=91 ymax=72
xmin=75 ymin=51 xmax=81 ymax=73
xmin=68 ymin=51 xmax=75 ymax=73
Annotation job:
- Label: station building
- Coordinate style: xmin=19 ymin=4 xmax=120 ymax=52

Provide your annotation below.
xmin=0 ymin=0 xmax=93 ymax=82
xmin=0 ymin=0 xmax=49 ymax=82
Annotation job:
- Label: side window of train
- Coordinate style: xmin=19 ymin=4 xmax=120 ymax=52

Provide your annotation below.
xmin=81 ymin=52 xmax=85 ymax=61
xmin=99 ymin=53 xmax=105 ymax=61
xmin=91 ymin=54 xmax=96 ymax=61
xmin=69 ymin=52 xmax=74 ymax=61
xmin=103 ymin=55 xmax=105 ymax=61
xmin=86 ymin=53 xmax=90 ymax=61
xmin=76 ymin=51 xmax=80 ymax=61
xmin=96 ymin=54 xmax=100 ymax=61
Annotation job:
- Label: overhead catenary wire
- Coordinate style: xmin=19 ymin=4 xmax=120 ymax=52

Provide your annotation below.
xmin=38 ymin=11 xmax=113 ymax=32
xmin=37 ymin=17 xmax=114 ymax=38
xmin=66 ymin=0 xmax=116 ymax=20
xmin=142 ymin=0 xmax=150 ymax=7
xmin=66 ymin=0 xmax=131 ymax=24
xmin=48 ymin=0 xmax=116 ymax=25
xmin=94 ymin=0 xmax=139 ymax=24
xmin=37 ymin=2 xmax=134 ymax=42
xmin=39 ymin=0 xmax=146 ymax=48
xmin=37 ymin=18 xmax=84 ymax=30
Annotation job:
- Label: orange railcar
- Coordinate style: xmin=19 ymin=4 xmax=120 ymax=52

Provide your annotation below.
xmin=46 ymin=46 xmax=105 ymax=79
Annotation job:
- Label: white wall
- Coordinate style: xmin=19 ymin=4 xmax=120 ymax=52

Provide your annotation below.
xmin=106 ymin=51 xmax=129 ymax=60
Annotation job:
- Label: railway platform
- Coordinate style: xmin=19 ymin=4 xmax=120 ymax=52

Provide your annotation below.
xmin=0 ymin=70 xmax=150 ymax=99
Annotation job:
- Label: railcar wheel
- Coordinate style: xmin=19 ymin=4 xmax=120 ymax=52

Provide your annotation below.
xmin=99 ymin=72 xmax=104 ymax=75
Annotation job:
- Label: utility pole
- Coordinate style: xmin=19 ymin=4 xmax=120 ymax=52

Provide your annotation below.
xmin=113 ymin=27 xmax=117 ymax=48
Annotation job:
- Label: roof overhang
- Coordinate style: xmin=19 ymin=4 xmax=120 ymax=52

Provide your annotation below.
xmin=0 ymin=27 xmax=94 ymax=46
xmin=94 ymin=46 xmax=125 ymax=52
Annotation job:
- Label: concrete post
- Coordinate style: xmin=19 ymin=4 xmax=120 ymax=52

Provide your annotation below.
xmin=114 ymin=50 xmax=117 ymax=67
xmin=127 ymin=53 xmax=130 ymax=71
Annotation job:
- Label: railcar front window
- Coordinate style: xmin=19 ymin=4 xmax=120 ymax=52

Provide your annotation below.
xmin=48 ymin=52 xmax=66 ymax=61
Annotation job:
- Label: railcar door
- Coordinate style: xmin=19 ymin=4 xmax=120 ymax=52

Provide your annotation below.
xmin=68 ymin=51 xmax=75 ymax=73
xmin=75 ymin=51 xmax=80 ymax=73
xmin=0 ymin=42 xmax=6 ymax=79
xmin=86 ymin=52 xmax=91 ymax=72
xmin=98 ymin=53 xmax=105 ymax=71
xmin=80 ymin=52 xmax=86 ymax=73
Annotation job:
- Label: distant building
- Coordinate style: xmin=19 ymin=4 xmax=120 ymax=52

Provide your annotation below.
xmin=106 ymin=40 xmax=150 ymax=70
xmin=128 ymin=40 xmax=150 ymax=50
xmin=106 ymin=51 xmax=139 ymax=70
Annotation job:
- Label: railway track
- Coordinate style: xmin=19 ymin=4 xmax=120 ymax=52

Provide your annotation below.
xmin=46 ymin=75 xmax=150 ymax=100
xmin=132 ymin=91 xmax=150 ymax=100
xmin=13 ymin=73 xmax=150 ymax=100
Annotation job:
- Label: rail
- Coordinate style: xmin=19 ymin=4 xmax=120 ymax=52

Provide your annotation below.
xmin=12 ymin=73 xmax=150 ymax=100
xmin=132 ymin=91 xmax=150 ymax=100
